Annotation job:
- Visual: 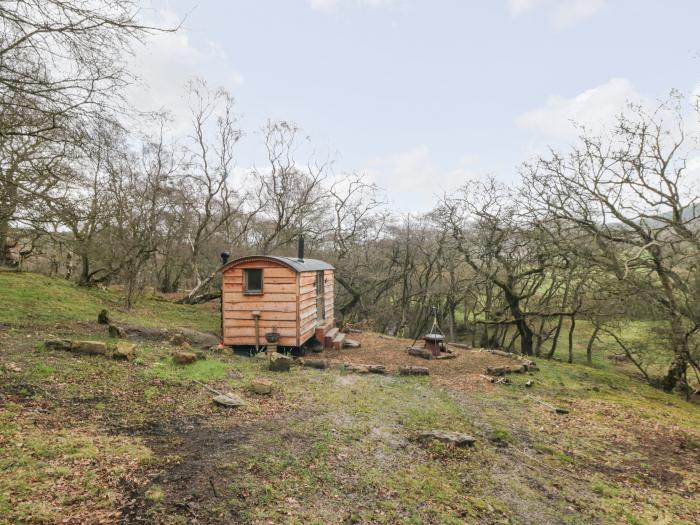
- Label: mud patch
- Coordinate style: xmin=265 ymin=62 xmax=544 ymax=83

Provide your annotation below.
xmin=119 ymin=413 xmax=315 ymax=524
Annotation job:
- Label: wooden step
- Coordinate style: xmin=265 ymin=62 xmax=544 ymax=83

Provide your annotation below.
xmin=332 ymin=332 xmax=346 ymax=350
xmin=324 ymin=327 xmax=339 ymax=348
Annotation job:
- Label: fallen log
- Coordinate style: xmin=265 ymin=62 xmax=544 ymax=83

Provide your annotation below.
xmin=407 ymin=346 xmax=434 ymax=360
xmin=448 ymin=342 xmax=471 ymax=350
xmin=343 ymin=363 xmax=386 ymax=374
xmin=527 ymin=394 xmax=569 ymax=414
xmin=435 ymin=353 xmax=457 ymax=360
xmin=486 ymin=365 xmax=526 ymax=376
xmin=303 ymin=359 xmax=329 ymax=370
xmin=399 ymin=366 xmax=430 ymax=376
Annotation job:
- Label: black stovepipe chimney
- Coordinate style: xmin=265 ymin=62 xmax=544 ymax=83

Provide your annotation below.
xmin=220 ymin=251 xmax=230 ymax=265
xmin=297 ymin=235 xmax=305 ymax=262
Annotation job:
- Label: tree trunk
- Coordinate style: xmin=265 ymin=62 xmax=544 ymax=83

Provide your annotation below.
xmin=547 ymin=315 xmax=564 ymax=359
xmin=178 ymin=269 xmax=218 ymax=304
xmin=567 ymin=316 xmax=576 ymax=364
xmin=586 ymin=324 xmax=599 ymax=365
xmin=0 ymin=220 xmax=11 ymax=267
xmin=78 ymin=254 xmax=91 ymax=286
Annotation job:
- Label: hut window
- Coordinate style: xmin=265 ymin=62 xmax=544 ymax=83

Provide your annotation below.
xmin=244 ymin=269 xmax=263 ymax=294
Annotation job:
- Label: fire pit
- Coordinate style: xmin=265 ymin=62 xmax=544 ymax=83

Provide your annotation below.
xmin=424 ymin=333 xmax=445 ymax=356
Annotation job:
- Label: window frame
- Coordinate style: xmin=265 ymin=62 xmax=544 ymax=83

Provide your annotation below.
xmin=243 ymin=268 xmax=264 ymax=295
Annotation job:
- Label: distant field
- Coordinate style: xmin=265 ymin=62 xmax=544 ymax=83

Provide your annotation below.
xmin=1 ymin=270 xmax=699 ymax=524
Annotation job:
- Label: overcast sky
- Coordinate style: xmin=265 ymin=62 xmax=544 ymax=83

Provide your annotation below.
xmin=132 ymin=0 xmax=700 ymax=211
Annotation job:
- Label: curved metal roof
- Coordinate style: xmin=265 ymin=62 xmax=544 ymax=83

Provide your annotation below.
xmin=219 ymin=255 xmax=334 ymax=273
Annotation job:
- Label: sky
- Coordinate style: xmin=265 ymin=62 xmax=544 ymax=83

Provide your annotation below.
xmin=131 ymin=0 xmax=700 ymax=212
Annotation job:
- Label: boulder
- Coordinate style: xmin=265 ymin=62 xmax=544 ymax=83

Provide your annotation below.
xmin=45 ymin=339 xmax=72 ymax=351
xmin=108 ymin=325 xmax=125 ymax=338
xmin=177 ymin=328 xmax=220 ymax=348
xmin=251 ymin=378 xmax=273 ymax=395
xmin=71 ymin=340 xmax=108 ymax=356
xmin=113 ymin=342 xmax=137 ymax=361
xmin=269 ymin=352 xmax=292 ymax=372
xmin=213 ymin=392 xmax=246 ymax=407
xmin=414 ymin=430 xmax=476 ymax=448
xmin=97 ymin=309 xmax=110 ymax=325
xmin=398 ymin=366 xmax=430 ymax=376
xmin=172 ymin=351 xmax=197 ymax=365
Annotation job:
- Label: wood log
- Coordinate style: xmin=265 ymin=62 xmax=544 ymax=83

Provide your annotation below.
xmin=407 ymin=347 xmax=434 ymax=360
xmin=448 ymin=342 xmax=470 ymax=350
xmin=343 ymin=363 xmax=386 ymax=374
xmin=302 ymin=359 xmax=328 ymax=370
xmin=399 ymin=366 xmax=430 ymax=376
xmin=485 ymin=365 xmax=526 ymax=376
xmin=435 ymin=353 xmax=457 ymax=360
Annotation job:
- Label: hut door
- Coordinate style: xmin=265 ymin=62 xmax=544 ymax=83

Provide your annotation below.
xmin=316 ymin=271 xmax=325 ymax=321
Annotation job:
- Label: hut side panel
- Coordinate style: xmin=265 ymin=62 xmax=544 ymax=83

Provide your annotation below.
xmin=298 ymin=270 xmax=334 ymax=344
xmin=222 ymin=260 xmax=299 ymax=346
xmin=324 ymin=269 xmax=334 ymax=325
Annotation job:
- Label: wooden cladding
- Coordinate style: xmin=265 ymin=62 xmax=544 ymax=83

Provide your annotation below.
xmin=221 ymin=258 xmax=334 ymax=347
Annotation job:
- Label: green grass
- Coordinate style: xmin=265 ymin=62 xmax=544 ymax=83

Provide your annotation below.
xmin=0 ymin=269 xmax=219 ymax=332
xmin=2 ymin=270 xmax=700 ymax=524
xmin=148 ymin=357 xmax=231 ymax=384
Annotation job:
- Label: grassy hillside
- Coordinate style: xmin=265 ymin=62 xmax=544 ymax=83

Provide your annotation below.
xmin=1 ymin=270 xmax=699 ymax=524
xmin=0 ymin=270 xmax=219 ymax=333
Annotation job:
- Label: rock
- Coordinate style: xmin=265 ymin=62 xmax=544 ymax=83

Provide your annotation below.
xmin=408 ymin=347 xmax=434 ymax=360
xmin=170 ymin=333 xmax=187 ymax=346
xmin=213 ymin=392 xmax=245 ymax=407
xmin=343 ymin=338 xmax=361 ymax=349
xmin=177 ymin=328 xmax=220 ymax=348
xmin=414 ymin=430 xmax=476 ymax=448
xmin=269 ymin=352 xmax=292 ymax=372
xmin=303 ymin=359 xmax=329 ymax=370
xmin=120 ymin=326 xmax=170 ymax=341
xmin=251 ymin=378 xmax=273 ymax=395
xmin=344 ymin=363 xmax=369 ymax=374
xmin=113 ymin=342 xmax=137 ymax=361
xmin=97 ymin=309 xmax=110 ymax=325
xmin=398 ymin=366 xmax=430 ymax=376
xmin=71 ymin=340 xmax=108 ymax=356
xmin=108 ymin=325 xmax=125 ymax=338
xmin=45 ymin=339 xmax=72 ymax=351
xmin=172 ymin=351 xmax=197 ymax=365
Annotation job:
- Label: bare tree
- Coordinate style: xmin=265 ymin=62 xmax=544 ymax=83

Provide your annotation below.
xmin=523 ymin=101 xmax=700 ymax=391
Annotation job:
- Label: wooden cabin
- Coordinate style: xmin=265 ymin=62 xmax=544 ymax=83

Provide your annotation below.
xmin=219 ymin=254 xmax=338 ymax=349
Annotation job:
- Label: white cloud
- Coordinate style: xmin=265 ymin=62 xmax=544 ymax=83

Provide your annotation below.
xmin=126 ymin=10 xmax=244 ymax=134
xmin=364 ymin=145 xmax=478 ymax=212
xmin=508 ymin=0 xmax=607 ymax=29
xmin=517 ymin=77 xmax=645 ymax=140
xmin=309 ymin=0 xmax=395 ymax=12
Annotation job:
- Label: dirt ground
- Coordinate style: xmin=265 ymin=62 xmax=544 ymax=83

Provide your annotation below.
xmin=320 ymin=332 xmax=522 ymax=392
